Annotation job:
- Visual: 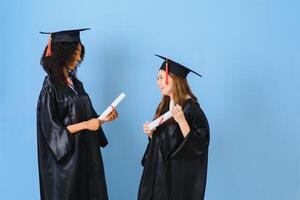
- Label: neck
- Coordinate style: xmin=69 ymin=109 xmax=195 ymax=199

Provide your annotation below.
xmin=169 ymin=93 xmax=174 ymax=101
xmin=63 ymin=68 xmax=69 ymax=79
xmin=63 ymin=67 xmax=74 ymax=86
xmin=169 ymin=94 xmax=191 ymax=104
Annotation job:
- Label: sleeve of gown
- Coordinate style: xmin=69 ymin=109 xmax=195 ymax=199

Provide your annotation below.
xmin=170 ymin=103 xmax=210 ymax=159
xmin=141 ymin=141 xmax=150 ymax=166
xmin=38 ymin=86 xmax=74 ymax=162
xmin=88 ymin=95 xmax=108 ymax=148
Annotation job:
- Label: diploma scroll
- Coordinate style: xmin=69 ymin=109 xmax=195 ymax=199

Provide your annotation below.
xmin=148 ymin=111 xmax=172 ymax=131
xmin=98 ymin=93 xmax=126 ymax=120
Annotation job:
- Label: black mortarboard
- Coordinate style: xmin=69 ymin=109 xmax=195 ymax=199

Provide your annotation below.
xmin=40 ymin=28 xmax=90 ymax=57
xmin=155 ymin=54 xmax=201 ymax=84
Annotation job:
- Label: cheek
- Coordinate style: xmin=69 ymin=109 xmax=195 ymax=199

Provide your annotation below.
xmin=165 ymin=83 xmax=172 ymax=92
xmin=157 ymin=79 xmax=164 ymax=86
xmin=165 ymin=84 xmax=170 ymax=91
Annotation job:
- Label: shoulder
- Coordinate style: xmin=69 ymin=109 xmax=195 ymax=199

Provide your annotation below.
xmin=39 ymin=76 xmax=58 ymax=99
xmin=72 ymin=76 xmax=85 ymax=89
xmin=183 ymin=98 xmax=207 ymax=120
xmin=183 ymin=98 xmax=200 ymax=113
xmin=72 ymin=76 xmax=83 ymax=86
xmin=41 ymin=76 xmax=59 ymax=89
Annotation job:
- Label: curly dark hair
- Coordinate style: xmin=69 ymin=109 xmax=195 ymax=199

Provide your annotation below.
xmin=40 ymin=42 xmax=85 ymax=85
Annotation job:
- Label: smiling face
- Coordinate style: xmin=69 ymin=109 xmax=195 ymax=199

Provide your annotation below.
xmin=68 ymin=43 xmax=82 ymax=71
xmin=156 ymin=70 xmax=173 ymax=97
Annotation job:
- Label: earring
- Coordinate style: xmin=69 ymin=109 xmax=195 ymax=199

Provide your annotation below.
xmin=68 ymin=67 xmax=75 ymax=76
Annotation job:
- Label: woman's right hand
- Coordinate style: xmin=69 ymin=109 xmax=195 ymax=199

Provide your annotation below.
xmin=143 ymin=121 xmax=154 ymax=138
xmin=85 ymin=118 xmax=102 ymax=131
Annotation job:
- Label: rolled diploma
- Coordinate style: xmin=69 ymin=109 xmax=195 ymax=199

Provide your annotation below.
xmin=148 ymin=111 xmax=172 ymax=131
xmin=98 ymin=93 xmax=126 ymax=120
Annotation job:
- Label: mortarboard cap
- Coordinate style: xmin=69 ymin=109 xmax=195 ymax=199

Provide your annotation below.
xmin=40 ymin=28 xmax=90 ymax=57
xmin=155 ymin=54 xmax=201 ymax=84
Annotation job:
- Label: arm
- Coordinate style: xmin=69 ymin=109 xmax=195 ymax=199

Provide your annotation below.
xmin=67 ymin=118 xmax=102 ymax=134
xmin=172 ymin=104 xmax=190 ymax=137
xmin=38 ymin=86 xmax=74 ymax=162
xmin=171 ymin=103 xmax=210 ymax=159
xmin=177 ymin=119 xmax=190 ymax=138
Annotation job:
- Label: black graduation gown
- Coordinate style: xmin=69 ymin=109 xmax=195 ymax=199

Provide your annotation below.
xmin=37 ymin=76 xmax=109 ymax=200
xmin=138 ymin=98 xmax=210 ymax=200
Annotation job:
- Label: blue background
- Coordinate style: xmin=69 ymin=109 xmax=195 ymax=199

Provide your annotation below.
xmin=1 ymin=0 xmax=299 ymax=199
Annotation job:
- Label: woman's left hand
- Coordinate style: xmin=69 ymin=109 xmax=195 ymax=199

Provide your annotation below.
xmin=100 ymin=109 xmax=119 ymax=123
xmin=172 ymin=104 xmax=186 ymax=124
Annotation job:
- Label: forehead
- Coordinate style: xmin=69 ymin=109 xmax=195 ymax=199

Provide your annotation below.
xmin=157 ymin=70 xmax=165 ymax=76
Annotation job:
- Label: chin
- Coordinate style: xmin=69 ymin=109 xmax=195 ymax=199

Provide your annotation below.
xmin=160 ymin=91 xmax=168 ymax=96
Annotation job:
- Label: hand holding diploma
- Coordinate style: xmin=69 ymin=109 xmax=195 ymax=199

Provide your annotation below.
xmin=148 ymin=111 xmax=173 ymax=131
xmin=98 ymin=93 xmax=126 ymax=122
xmin=99 ymin=109 xmax=118 ymax=123
xmin=143 ymin=121 xmax=153 ymax=138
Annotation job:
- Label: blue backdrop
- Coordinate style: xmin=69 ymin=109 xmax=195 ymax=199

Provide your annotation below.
xmin=1 ymin=0 xmax=299 ymax=199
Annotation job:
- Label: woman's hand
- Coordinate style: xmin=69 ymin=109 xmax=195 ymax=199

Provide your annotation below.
xmin=85 ymin=118 xmax=102 ymax=131
xmin=100 ymin=109 xmax=119 ymax=123
xmin=143 ymin=121 xmax=154 ymax=138
xmin=172 ymin=104 xmax=186 ymax=124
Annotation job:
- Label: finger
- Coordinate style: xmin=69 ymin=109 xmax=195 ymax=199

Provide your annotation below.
xmin=110 ymin=106 xmax=116 ymax=112
xmin=173 ymin=105 xmax=179 ymax=112
xmin=144 ymin=125 xmax=150 ymax=130
xmin=171 ymin=107 xmax=176 ymax=114
xmin=144 ymin=121 xmax=149 ymax=126
xmin=172 ymin=107 xmax=178 ymax=115
xmin=171 ymin=109 xmax=175 ymax=116
xmin=174 ymin=104 xmax=178 ymax=109
xmin=114 ymin=111 xmax=118 ymax=116
xmin=176 ymin=104 xmax=182 ymax=110
xmin=108 ymin=109 xmax=116 ymax=116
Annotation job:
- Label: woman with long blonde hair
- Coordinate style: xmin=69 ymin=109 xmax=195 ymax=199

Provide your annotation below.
xmin=138 ymin=55 xmax=210 ymax=200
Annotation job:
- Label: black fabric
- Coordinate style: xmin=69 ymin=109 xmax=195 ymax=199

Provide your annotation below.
xmin=40 ymin=28 xmax=90 ymax=42
xmin=138 ymin=98 xmax=209 ymax=200
xmin=155 ymin=54 xmax=202 ymax=78
xmin=37 ymin=76 xmax=108 ymax=200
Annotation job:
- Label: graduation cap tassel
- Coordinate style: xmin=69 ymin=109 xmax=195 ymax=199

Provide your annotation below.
xmin=45 ymin=35 xmax=53 ymax=57
xmin=165 ymin=59 xmax=169 ymax=85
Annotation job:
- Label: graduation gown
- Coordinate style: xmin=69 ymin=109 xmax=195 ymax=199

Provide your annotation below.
xmin=138 ymin=98 xmax=210 ymax=200
xmin=37 ymin=76 xmax=109 ymax=200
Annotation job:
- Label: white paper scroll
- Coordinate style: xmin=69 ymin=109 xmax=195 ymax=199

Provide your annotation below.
xmin=98 ymin=93 xmax=126 ymax=120
xmin=148 ymin=111 xmax=172 ymax=131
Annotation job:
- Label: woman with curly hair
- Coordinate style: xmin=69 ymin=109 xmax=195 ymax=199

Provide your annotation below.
xmin=138 ymin=55 xmax=210 ymax=200
xmin=37 ymin=29 xmax=117 ymax=200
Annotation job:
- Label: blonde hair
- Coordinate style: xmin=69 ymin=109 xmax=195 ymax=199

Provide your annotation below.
xmin=154 ymin=73 xmax=197 ymax=118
